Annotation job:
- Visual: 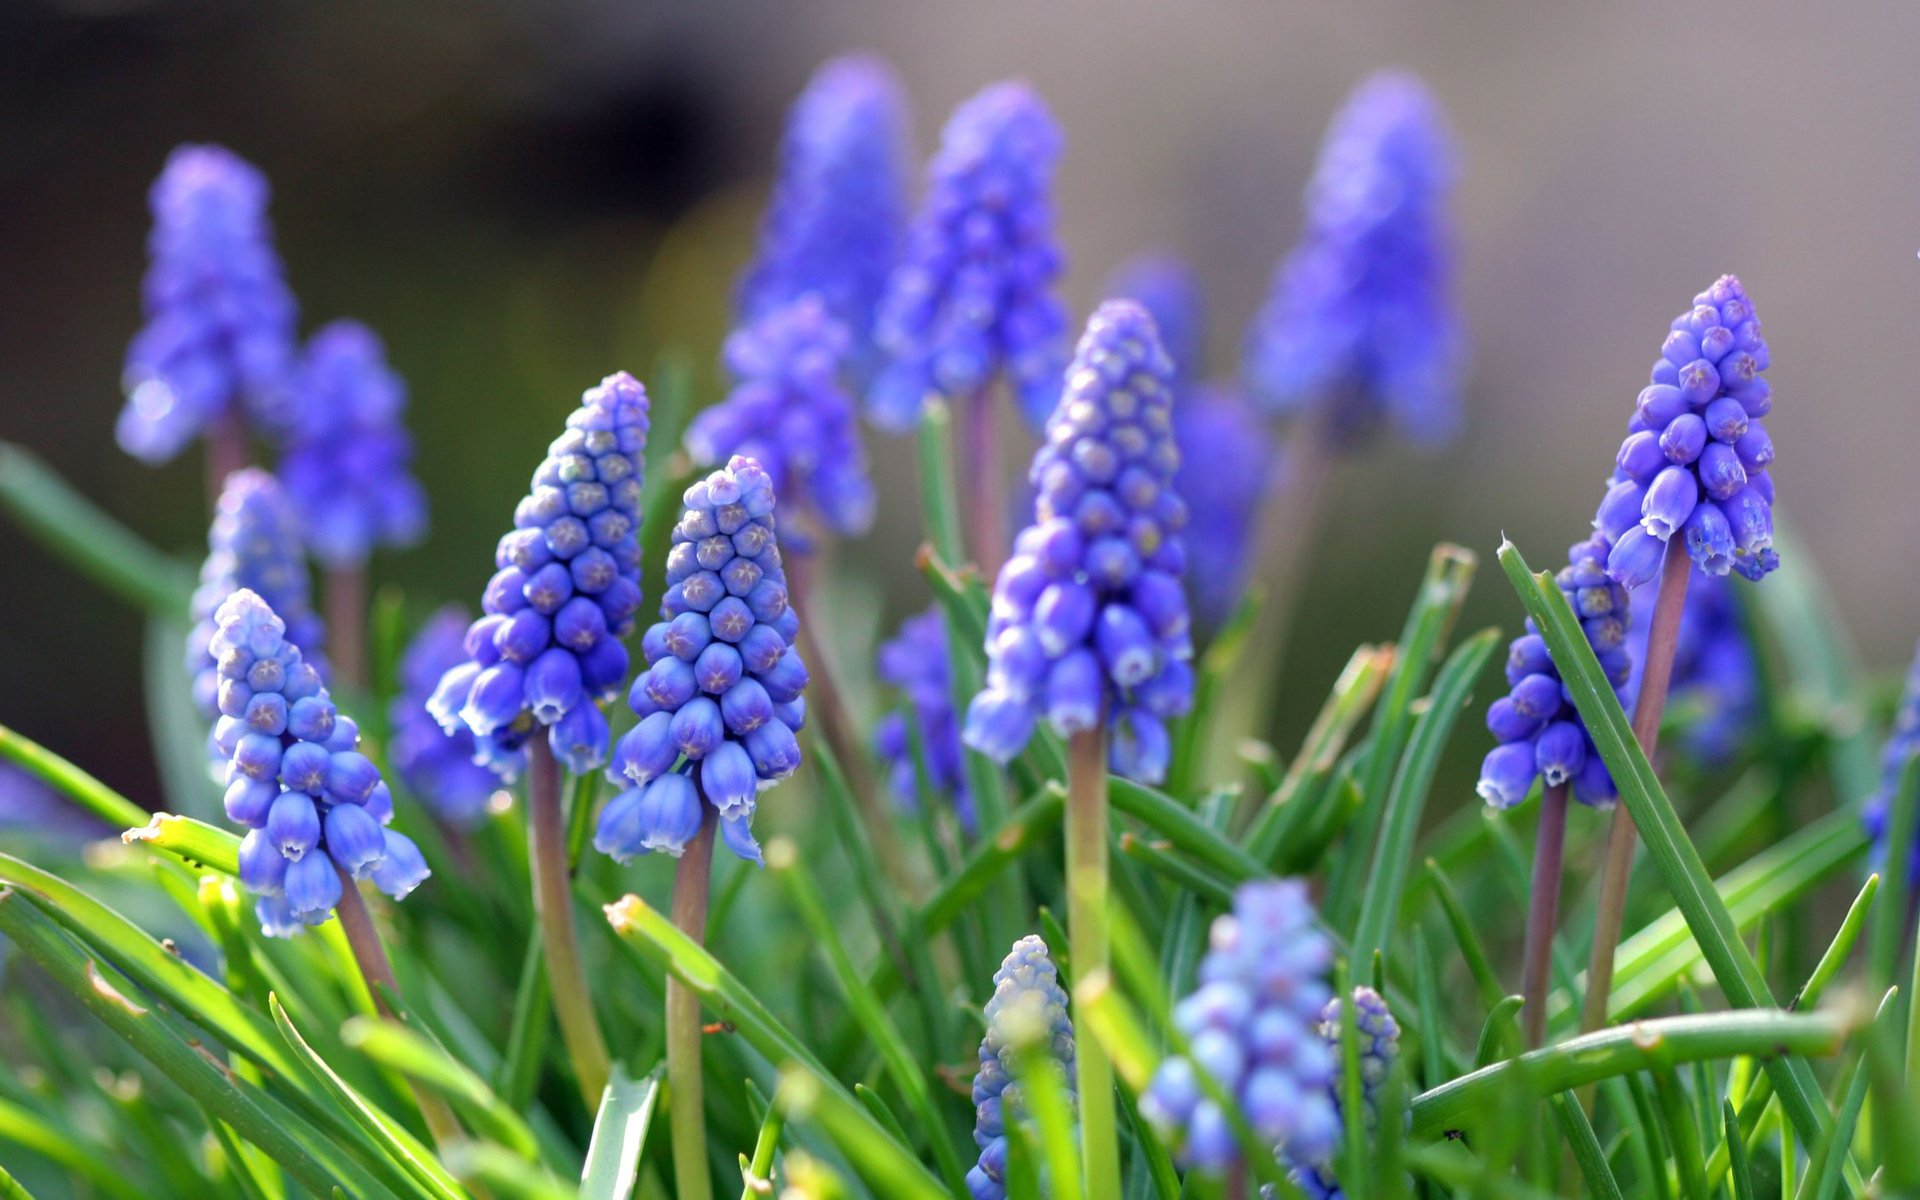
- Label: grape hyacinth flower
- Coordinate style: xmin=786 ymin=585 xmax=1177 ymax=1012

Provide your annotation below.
xmin=1864 ymin=641 xmax=1920 ymax=885
xmin=968 ymin=935 xmax=1076 ymax=1200
xmin=1243 ymin=73 xmax=1461 ymax=447
xmin=873 ymin=608 xmax=974 ymax=832
xmin=1601 ymin=275 xmax=1776 ymax=586
xmin=278 ymin=320 xmax=426 ymax=568
xmin=187 ymin=468 xmax=325 ymax=722
xmin=215 ymin=589 xmax=428 ymax=936
xmin=1477 ymin=533 xmax=1631 ymax=810
xmin=596 ymin=455 xmax=804 ymax=866
xmin=1142 ymin=880 xmax=1339 ymax=1173
xmin=963 ymin=300 xmax=1193 ymax=784
xmin=429 ymin=373 xmax=649 ymax=778
xmin=1280 ymin=987 xmax=1402 ymax=1200
xmin=1623 ymin=573 xmax=1759 ymax=764
xmin=869 ymin=80 xmax=1067 ymax=431
xmin=685 ymin=294 xmax=875 ymax=538
xmin=738 ymin=53 xmax=909 ymax=370
xmin=119 ymin=144 xmax=299 ymax=464
xmin=390 ymin=607 xmax=500 ymax=827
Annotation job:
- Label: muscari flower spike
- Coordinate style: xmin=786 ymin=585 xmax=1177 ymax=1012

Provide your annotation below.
xmin=1478 ymin=532 xmax=1632 ymax=810
xmin=596 ymin=455 xmax=804 ymax=867
xmin=1279 ymin=986 xmax=1403 ymax=1200
xmin=869 ymin=80 xmax=1067 ymax=432
xmin=968 ymin=935 xmax=1076 ymax=1200
xmin=1623 ymin=572 xmax=1759 ymax=764
xmin=188 ymin=468 xmax=326 ymax=722
xmin=429 ymin=373 xmax=649 ymax=779
xmin=738 ymin=53 xmax=909 ymax=370
xmin=873 ymin=607 xmax=974 ymax=833
xmin=215 ymin=590 xmax=428 ymax=936
xmin=1601 ymin=275 xmax=1776 ymax=587
xmin=1243 ymin=72 xmax=1461 ymax=447
xmin=963 ymin=301 xmax=1193 ymax=784
xmin=119 ymin=144 xmax=299 ymax=463
xmin=1142 ymin=880 xmax=1340 ymax=1173
xmin=390 ymin=606 xmax=501 ymax=827
xmin=686 ymin=294 xmax=875 ymax=538
xmin=1864 ymin=641 xmax=1920 ymax=886
xmin=278 ymin=320 xmax=426 ymax=568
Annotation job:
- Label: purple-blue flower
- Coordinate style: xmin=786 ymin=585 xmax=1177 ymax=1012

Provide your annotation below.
xmin=738 ymin=53 xmax=908 ymax=373
xmin=1243 ymin=73 xmax=1461 ymax=447
xmin=213 ymin=589 xmax=428 ymax=936
xmin=188 ymin=469 xmax=326 ymax=722
xmin=869 ymin=81 xmax=1067 ymax=432
xmin=429 ymin=373 xmax=649 ymax=779
xmin=1623 ymin=572 xmax=1759 ymax=764
xmin=596 ymin=456 xmax=803 ymax=866
xmin=1142 ymin=880 xmax=1339 ymax=1174
xmin=390 ymin=606 xmax=501 ymax=827
xmin=1282 ymin=987 xmax=1403 ymax=1200
xmin=968 ymin=935 xmax=1076 ymax=1200
xmin=277 ymin=320 xmax=426 ymax=568
xmin=1865 ymin=641 xmax=1920 ymax=886
xmin=119 ymin=144 xmax=299 ymax=463
xmin=874 ymin=608 xmax=974 ymax=833
xmin=962 ymin=301 xmax=1193 ymax=783
xmin=1478 ymin=533 xmax=1631 ymax=810
xmin=1602 ymin=275 xmax=1776 ymax=586
xmin=687 ymin=295 xmax=875 ymax=537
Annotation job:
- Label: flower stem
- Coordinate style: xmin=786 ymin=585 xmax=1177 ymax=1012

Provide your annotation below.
xmin=1066 ymin=729 xmax=1121 ymax=1198
xmin=965 ymin=388 xmax=1006 ymax=575
xmin=325 ymin=563 xmax=368 ymax=692
xmin=667 ymin=805 xmax=717 ymax=1200
xmin=1581 ymin=540 xmax=1692 ymax=1033
xmin=527 ymin=736 xmax=610 ymax=1108
xmin=1521 ymin=783 xmax=1570 ymax=1049
xmin=205 ymin=412 xmax=249 ymax=508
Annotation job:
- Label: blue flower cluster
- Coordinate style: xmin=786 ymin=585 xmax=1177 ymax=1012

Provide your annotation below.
xmin=870 ymin=81 xmax=1067 ymax=432
xmin=119 ymin=144 xmax=299 ymax=463
xmin=1477 ymin=533 xmax=1631 ymax=810
xmin=687 ymin=294 xmax=875 ymax=537
xmin=429 ymin=373 xmax=649 ymax=778
xmin=217 ymin=590 xmax=428 ymax=936
xmin=738 ymin=53 xmax=908 ymax=371
xmin=390 ymin=607 xmax=500 ymax=827
xmin=963 ymin=301 xmax=1193 ymax=783
xmin=1142 ymin=880 xmax=1339 ymax=1173
xmin=1865 ymin=641 xmax=1920 ymax=886
xmin=596 ymin=456 xmax=804 ymax=866
xmin=1243 ymin=73 xmax=1461 ymax=447
xmin=187 ymin=469 xmax=326 ymax=722
xmin=1602 ymin=275 xmax=1776 ymax=586
xmin=1282 ymin=987 xmax=1402 ymax=1200
xmin=873 ymin=608 xmax=974 ymax=832
xmin=278 ymin=320 xmax=426 ymax=568
xmin=968 ymin=935 xmax=1076 ymax=1200
xmin=1624 ymin=573 xmax=1759 ymax=764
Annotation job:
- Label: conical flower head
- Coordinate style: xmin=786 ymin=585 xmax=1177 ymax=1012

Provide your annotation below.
xmin=688 ymin=294 xmax=875 ymax=537
xmin=874 ymin=607 xmax=973 ymax=832
xmin=1278 ymin=987 xmax=1404 ymax=1200
xmin=968 ymin=935 xmax=1076 ymax=1200
xmin=278 ymin=320 xmax=426 ymax=568
xmin=1105 ymin=252 xmax=1205 ymax=384
xmin=1865 ymin=641 xmax=1920 ymax=886
xmin=1478 ymin=533 xmax=1632 ymax=810
xmin=1243 ymin=72 xmax=1461 ymax=447
xmin=119 ymin=144 xmax=299 ymax=463
xmin=962 ymin=300 xmax=1193 ymax=784
xmin=390 ymin=606 xmax=499 ymax=827
xmin=738 ymin=53 xmax=909 ymax=370
xmin=1622 ymin=573 xmax=1758 ymax=764
xmin=429 ymin=372 xmax=649 ymax=779
xmin=1143 ymin=880 xmax=1339 ymax=1173
xmin=1602 ymin=275 xmax=1776 ymax=586
xmin=597 ymin=455 xmax=803 ymax=866
xmin=187 ymin=468 xmax=325 ymax=721
xmin=869 ymin=80 xmax=1067 ymax=432
xmin=212 ymin=589 xmax=428 ymax=936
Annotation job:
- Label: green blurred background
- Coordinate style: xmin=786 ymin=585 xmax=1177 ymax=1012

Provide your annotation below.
xmin=4 ymin=0 xmax=1916 ymax=826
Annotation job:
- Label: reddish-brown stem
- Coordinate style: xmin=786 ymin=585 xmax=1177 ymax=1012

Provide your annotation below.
xmin=527 ymin=737 xmax=610 ymax=1107
xmin=325 ymin=564 xmax=368 ymax=692
xmin=205 ymin=413 xmax=250 ymax=508
xmin=667 ymin=806 xmax=717 ymax=1200
xmin=1521 ymin=783 xmax=1570 ymax=1048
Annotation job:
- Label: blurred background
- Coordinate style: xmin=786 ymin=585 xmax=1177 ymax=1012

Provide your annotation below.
xmin=4 ymin=0 xmax=1917 ymax=813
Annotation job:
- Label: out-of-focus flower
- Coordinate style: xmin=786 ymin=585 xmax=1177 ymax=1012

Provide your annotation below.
xmin=967 ymin=935 xmax=1076 ymax=1200
xmin=1622 ymin=572 xmax=1759 ymax=764
xmin=390 ymin=606 xmax=500 ymax=827
xmin=874 ymin=608 xmax=973 ymax=832
xmin=1865 ymin=641 xmax=1920 ymax=886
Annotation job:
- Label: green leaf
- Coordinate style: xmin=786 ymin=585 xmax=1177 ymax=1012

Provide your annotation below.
xmin=1245 ymin=642 xmax=1394 ymax=865
xmin=0 ymin=1161 xmax=36 ymax=1200
xmin=1424 ymin=858 xmax=1506 ymax=1010
xmin=1167 ymin=589 xmax=1261 ymax=801
xmin=1722 ymin=1100 xmax=1756 ymax=1200
xmin=0 ymin=1096 xmax=142 ymax=1200
xmin=1473 ymin=996 xmax=1523 ymax=1069
xmin=1011 ymin=1040 xmax=1082 ymax=1200
xmin=739 ymin=1077 xmax=786 ymax=1200
xmin=0 ymin=723 xmax=150 ymax=828
xmin=1550 ymin=1093 xmax=1623 ymax=1200
xmin=0 ymin=441 xmax=193 ymax=616
xmin=773 ymin=1069 xmax=949 ymax=1200
xmin=121 ymin=811 xmax=243 ymax=875
xmin=439 ymin=1144 xmax=576 ymax=1200
xmin=1651 ymin=1066 xmax=1707 ymax=1200
xmin=579 ymin=1065 xmax=661 ymax=1200
xmin=340 ymin=1017 xmax=544 ymax=1165
xmin=915 ymin=400 xmax=967 ymax=572
xmin=495 ymin=930 xmax=551 ymax=1113
xmin=1108 ymin=776 xmax=1264 ymax=885
xmin=145 ymin=613 xmax=223 ymax=820
xmin=1872 ymin=756 xmax=1920 ymax=991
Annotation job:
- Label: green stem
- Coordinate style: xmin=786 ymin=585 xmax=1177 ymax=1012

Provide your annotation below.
xmin=964 ymin=386 xmax=1005 ymax=576
xmin=667 ymin=806 xmax=718 ymax=1200
xmin=1067 ymin=730 xmax=1120 ymax=1199
xmin=527 ymin=736 xmax=610 ymax=1109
